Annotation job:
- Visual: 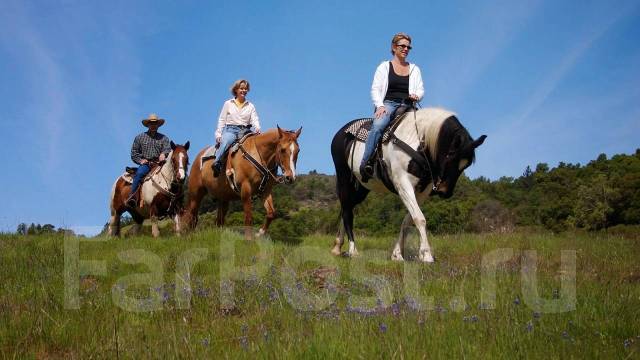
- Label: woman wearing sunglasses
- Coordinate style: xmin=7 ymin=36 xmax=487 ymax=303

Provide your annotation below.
xmin=360 ymin=32 xmax=425 ymax=182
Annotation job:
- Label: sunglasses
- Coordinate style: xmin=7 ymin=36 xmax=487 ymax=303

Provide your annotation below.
xmin=395 ymin=44 xmax=412 ymax=50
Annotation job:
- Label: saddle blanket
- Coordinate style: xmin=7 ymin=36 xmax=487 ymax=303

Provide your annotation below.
xmin=345 ymin=118 xmax=395 ymax=143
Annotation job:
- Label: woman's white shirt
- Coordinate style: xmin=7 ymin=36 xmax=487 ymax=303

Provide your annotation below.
xmin=215 ymin=99 xmax=261 ymax=138
xmin=370 ymin=61 xmax=424 ymax=108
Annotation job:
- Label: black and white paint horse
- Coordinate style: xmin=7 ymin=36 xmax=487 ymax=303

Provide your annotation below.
xmin=330 ymin=108 xmax=486 ymax=262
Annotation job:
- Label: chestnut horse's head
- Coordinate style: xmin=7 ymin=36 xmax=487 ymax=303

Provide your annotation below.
xmin=170 ymin=141 xmax=190 ymax=183
xmin=276 ymin=126 xmax=302 ymax=184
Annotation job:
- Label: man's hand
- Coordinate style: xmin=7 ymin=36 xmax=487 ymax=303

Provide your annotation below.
xmin=159 ymin=153 xmax=166 ymax=162
xmin=140 ymin=159 xmax=148 ymax=165
xmin=374 ymin=106 xmax=386 ymax=119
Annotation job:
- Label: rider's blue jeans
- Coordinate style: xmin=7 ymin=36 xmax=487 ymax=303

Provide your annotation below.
xmin=130 ymin=164 xmax=150 ymax=195
xmin=361 ymin=99 xmax=405 ymax=167
xmin=214 ymin=125 xmax=246 ymax=166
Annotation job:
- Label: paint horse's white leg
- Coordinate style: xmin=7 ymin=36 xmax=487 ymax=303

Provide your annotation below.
xmin=174 ymin=213 xmax=182 ymax=236
xmin=331 ymin=221 xmax=345 ymax=256
xmin=396 ymin=180 xmax=434 ymax=263
xmin=151 ymin=216 xmax=160 ymax=238
xmin=392 ymin=213 xmax=413 ymax=261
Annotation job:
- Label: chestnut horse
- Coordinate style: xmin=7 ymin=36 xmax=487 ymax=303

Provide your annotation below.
xmin=184 ymin=127 xmax=301 ymax=238
xmin=109 ymin=141 xmax=190 ymax=237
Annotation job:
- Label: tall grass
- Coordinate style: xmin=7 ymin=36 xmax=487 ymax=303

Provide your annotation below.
xmin=1 ymin=230 xmax=639 ymax=358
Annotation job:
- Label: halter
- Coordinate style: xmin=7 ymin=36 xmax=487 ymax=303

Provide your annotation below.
xmin=149 ymin=151 xmax=186 ymax=216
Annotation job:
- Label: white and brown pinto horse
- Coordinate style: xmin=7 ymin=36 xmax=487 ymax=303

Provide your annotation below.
xmin=109 ymin=141 xmax=190 ymax=237
xmin=331 ymin=108 xmax=486 ymax=262
xmin=184 ymin=127 xmax=301 ymax=238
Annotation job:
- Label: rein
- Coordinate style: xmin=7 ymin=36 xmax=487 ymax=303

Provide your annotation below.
xmin=387 ymin=114 xmax=440 ymax=192
xmin=150 ymin=157 xmax=185 ymax=216
xmin=237 ymin=143 xmax=284 ymax=194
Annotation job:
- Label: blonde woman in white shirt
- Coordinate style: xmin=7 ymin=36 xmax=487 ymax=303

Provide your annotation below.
xmin=360 ymin=33 xmax=424 ymax=182
xmin=213 ymin=79 xmax=261 ymax=176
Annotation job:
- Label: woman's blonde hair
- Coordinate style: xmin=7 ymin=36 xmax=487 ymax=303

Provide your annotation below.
xmin=230 ymin=79 xmax=251 ymax=97
xmin=390 ymin=32 xmax=412 ymax=55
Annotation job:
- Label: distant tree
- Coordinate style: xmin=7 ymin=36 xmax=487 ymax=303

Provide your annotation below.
xmin=16 ymin=223 xmax=27 ymax=235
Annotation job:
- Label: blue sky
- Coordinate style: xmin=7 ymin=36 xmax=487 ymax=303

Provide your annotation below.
xmin=1 ymin=0 xmax=639 ymax=235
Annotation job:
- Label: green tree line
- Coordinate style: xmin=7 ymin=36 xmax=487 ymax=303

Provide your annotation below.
xmin=196 ymin=149 xmax=640 ymax=238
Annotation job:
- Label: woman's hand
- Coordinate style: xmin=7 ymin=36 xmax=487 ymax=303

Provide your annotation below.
xmin=408 ymin=94 xmax=419 ymax=101
xmin=216 ymin=135 xmax=222 ymax=144
xmin=374 ymin=106 xmax=386 ymax=118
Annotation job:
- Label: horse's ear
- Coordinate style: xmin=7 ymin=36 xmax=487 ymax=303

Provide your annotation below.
xmin=277 ymin=125 xmax=284 ymax=139
xmin=184 ymin=141 xmax=190 ymax=151
xmin=294 ymin=126 xmax=302 ymax=139
xmin=171 ymin=141 xmax=176 ymax=150
xmin=472 ymin=135 xmax=487 ymax=149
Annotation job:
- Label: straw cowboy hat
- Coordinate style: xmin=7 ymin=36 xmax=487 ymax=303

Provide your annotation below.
xmin=141 ymin=113 xmax=165 ymax=127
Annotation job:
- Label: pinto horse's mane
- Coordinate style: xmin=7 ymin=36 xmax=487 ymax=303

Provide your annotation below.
xmin=414 ymin=107 xmax=475 ymax=162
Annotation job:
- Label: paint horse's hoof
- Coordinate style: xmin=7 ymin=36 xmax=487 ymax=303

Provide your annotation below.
xmin=419 ymin=250 xmax=435 ymax=263
xmin=330 ymin=246 xmax=342 ymax=256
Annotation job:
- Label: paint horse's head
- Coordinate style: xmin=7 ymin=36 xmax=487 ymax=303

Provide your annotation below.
xmin=429 ymin=117 xmax=486 ymax=198
xmin=275 ymin=126 xmax=302 ymax=184
xmin=169 ymin=141 xmax=190 ymax=183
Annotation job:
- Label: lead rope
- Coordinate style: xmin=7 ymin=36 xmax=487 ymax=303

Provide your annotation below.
xmin=411 ymin=106 xmax=438 ymax=191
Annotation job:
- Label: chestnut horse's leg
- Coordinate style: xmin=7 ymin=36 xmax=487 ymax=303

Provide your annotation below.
xmin=184 ymin=174 xmax=208 ymax=230
xmin=257 ymin=192 xmax=275 ymax=237
xmin=240 ymin=181 xmax=254 ymax=240
xmin=108 ymin=209 xmax=121 ymax=237
xmin=216 ymin=200 xmax=229 ymax=227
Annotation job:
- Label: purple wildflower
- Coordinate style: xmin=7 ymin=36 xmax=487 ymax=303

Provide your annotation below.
xmin=239 ymin=336 xmax=249 ymax=350
xmin=533 ymin=311 xmax=541 ymax=319
xmin=513 ymin=297 xmax=521 ymax=305
xmin=470 ymin=315 xmax=479 ymax=322
xmin=391 ymin=303 xmax=400 ymax=316
xmin=379 ymin=323 xmax=388 ymax=333
xmin=624 ymin=339 xmax=632 ymax=348
xmin=202 ymin=338 xmax=209 ymax=347
xmin=525 ymin=321 xmax=534 ymax=332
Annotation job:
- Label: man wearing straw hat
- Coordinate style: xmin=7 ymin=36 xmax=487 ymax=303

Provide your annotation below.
xmin=126 ymin=113 xmax=172 ymax=208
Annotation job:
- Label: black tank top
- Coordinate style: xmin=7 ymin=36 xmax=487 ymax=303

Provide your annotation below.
xmin=384 ymin=62 xmax=409 ymax=101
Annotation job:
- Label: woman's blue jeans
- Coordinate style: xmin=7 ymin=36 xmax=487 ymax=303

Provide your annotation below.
xmin=214 ymin=125 xmax=245 ymax=165
xmin=361 ymin=99 xmax=405 ymax=167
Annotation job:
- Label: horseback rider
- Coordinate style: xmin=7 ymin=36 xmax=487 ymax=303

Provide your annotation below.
xmin=126 ymin=113 xmax=172 ymax=208
xmin=212 ymin=79 xmax=261 ymax=177
xmin=360 ymin=32 xmax=424 ymax=182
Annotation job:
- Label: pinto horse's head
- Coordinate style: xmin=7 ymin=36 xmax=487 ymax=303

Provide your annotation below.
xmin=431 ymin=119 xmax=486 ymax=198
xmin=170 ymin=141 xmax=190 ymax=183
xmin=276 ymin=126 xmax=302 ymax=184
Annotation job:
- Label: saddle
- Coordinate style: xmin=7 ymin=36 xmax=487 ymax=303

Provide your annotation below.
xmin=200 ymin=131 xmax=256 ymax=170
xmin=345 ymin=106 xmax=416 ymax=143
xmin=120 ymin=163 xmax=162 ymax=184
xmin=344 ymin=106 xmax=431 ymax=194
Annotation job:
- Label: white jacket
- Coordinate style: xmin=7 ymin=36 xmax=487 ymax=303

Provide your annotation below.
xmin=215 ymin=99 xmax=261 ymax=139
xmin=370 ymin=61 xmax=425 ymax=108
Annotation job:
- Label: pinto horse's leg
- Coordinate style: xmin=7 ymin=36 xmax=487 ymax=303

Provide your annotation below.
xmin=392 ymin=213 xmax=413 ymax=261
xmin=240 ymin=182 xmax=254 ymax=240
xmin=396 ymin=180 xmax=434 ymax=263
xmin=331 ymin=218 xmax=345 ymax=256
xmin=342 ymin=204 xmax=359 ymax=257
xmin=257 ymin=193 xmax=275 ymax=237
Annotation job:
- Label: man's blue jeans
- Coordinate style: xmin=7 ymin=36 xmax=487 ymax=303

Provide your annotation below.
xmin=130 ymin=164 xmax=150 ymax=195
xmin=361 ymin=99 xmax=405 ymax=167
xmin=214 ymin=125 xmax=245 ymax=165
